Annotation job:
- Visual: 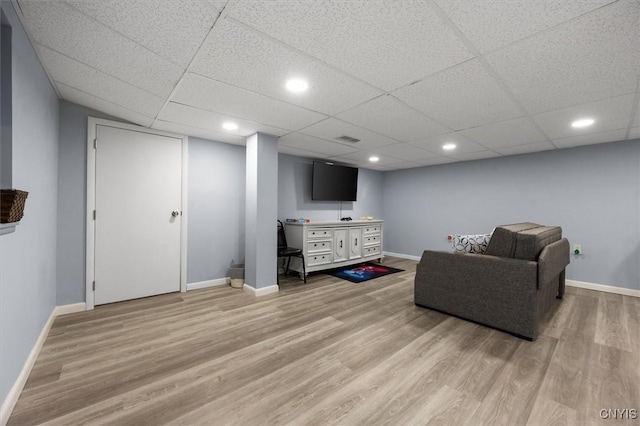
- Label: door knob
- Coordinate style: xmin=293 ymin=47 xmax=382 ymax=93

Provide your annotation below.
xmin=171 ymin=211 xmax=180 ymax=217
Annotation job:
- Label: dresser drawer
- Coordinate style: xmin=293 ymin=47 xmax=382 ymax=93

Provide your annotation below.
xmin=308 ymin=253 xmax=332 ymax=266
xmin=363 ymin=225 xmax=381 ymax=235
xmin=307 ymin=240 xmax=332 ymax=254
xmin=363 ymin=235 xmax=380 ymax=246
xmin=306 ymin=228 xmax=333 ymax=240
xmin=363 ymin=245 xmax=381 ymax=256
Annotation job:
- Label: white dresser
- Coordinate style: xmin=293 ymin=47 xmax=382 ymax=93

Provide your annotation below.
xmin=284 ymin=220 xmax=384 ymax=276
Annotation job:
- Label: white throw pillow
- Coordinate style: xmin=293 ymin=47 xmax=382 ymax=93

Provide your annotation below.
xmin=452 ymin=233 xmax=491 ymax=254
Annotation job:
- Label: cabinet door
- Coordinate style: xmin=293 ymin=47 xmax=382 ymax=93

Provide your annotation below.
xmin=334 ymin=228 xmax=348 ymax=262
xmin=349 ymin=227 xmax=362 ymax=259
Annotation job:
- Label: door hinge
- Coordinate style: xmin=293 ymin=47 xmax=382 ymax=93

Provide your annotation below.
xmin=92 ymin=281 xmax=95 ymax=291
xmin=93 ymin=210 xmax=96 ymax=220
xmin=94 ymin=138 xmax=97 ymax=149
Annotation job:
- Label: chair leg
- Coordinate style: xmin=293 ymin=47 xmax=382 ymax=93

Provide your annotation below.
xmin=300 ymin=254 xmax=306 ymax=283
xmin=286 ymin=256 xmax=292 ymax=275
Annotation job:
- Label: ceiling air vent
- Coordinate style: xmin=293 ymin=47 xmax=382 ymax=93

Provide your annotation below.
xmin=335 ymin=135 xmax=360 ymax=143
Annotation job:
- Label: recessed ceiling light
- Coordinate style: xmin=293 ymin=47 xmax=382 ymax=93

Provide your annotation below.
xmin=571 ymin=118 xmax=595 ymax=128
xmin=222 ymin=122 xmax=238 ymax=131
xmin=442 ymin=143 xmax=456 ymax=151
xmin=285 ymin=78 xmax=309 ymax=93
xmin=369 ymin=156 xmax=380 ymax=162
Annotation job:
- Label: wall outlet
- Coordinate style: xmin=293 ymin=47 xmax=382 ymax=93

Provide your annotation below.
xmin=573 ymin=244 xmax=582 ymax=255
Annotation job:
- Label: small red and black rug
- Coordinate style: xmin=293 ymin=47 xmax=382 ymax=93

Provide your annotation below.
xmin=328 ymin=262 xmax=404 ymax=283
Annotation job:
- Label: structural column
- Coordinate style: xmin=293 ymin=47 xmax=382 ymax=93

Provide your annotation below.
xmin=244 ymin=132 xmax=278 ymax=294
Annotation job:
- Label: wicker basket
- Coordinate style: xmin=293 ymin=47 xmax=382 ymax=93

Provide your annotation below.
xmin=1 ymin=190 xmax=29 ymax=223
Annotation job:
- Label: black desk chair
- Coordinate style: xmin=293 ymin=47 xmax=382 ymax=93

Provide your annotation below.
xmin=277 ymin=220 xmax=306 ymax=284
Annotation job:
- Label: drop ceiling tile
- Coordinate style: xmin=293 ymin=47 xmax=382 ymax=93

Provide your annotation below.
xmin=532 ymin=94 xmax=635 ymax=140
xmin=372 ymin=143 xmax=442 ymax=162
xmin=58 ymin=83 xmax=154 ymax=127
xmin=38 ymin=46 xmax=164 ymax=118
xmin=553 ymin=129 xmax=627 ymax=149
xmin=336 ymin=95 xmax=450 ymax=142
xmin=393 ymin=59 xmax=523 ymax=130
xmin=171 ymin=73 xmax=326 ymax=131
xmin=382 ymin=161 xmax=425 ymax=170
xmin=278 ymin=145 xmax=325 ymax=159
xmin=190 ymin=18 xmax=382 ymax=115
xmin=299 ymin=118 xmax=397 ymax=151
xmin=65 ymin=0 xmax=219 ymax=68
xmin=225 ymin=0 xmax=473 ymax=91
xmin=157 ymin=102 xmax=289 ymax=137
xmin=409 ymin=132 xmax=486 ymax=154
xmin=278 ymin=133 xmax=357 ymax=157
xmin=493 ymin=141 xmax=556 ymax=156
xmin=629 ymin=127 xmax=640 ymax=140
xmin=435 ymin=0 xmax=616 ymax=53
xmin=446 ymin=150 xmax=501 ymax=161
xmin=329 ymin=151 xmax=400 ymax=167
xmin=415 ymin=156 xmax=457 ymax=166
xmin=19 ymin=0 xmax=183 ymax=97
xmin=459 ymin=117 xmax=548 ymax=149
xmin=152 ymin=120 xmax=246 ymax=146
xmin=485 ymin=1 xmax=640 ymax=114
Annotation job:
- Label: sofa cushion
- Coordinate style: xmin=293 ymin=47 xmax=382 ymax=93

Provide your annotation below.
xmin=514 ymin=226 xmax=562 ymax=261
xmin=485 ymin=222 xmax=540 ymax=258
xmin=452 ymin=233 xmax=491 ymax=254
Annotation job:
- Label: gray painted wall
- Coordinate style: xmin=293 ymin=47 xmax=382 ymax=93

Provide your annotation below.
xmin=278 ymin=154 xmax=384 ymax=222
xmin=0 ymin=1 xmax=59 ymax=404
xmin=56 ymin=101 xmax=117 ymax=304
xmin=382 ymin=139 xmax=640 ymax=291
xmin=187 ymin=136 xmax=245 ymax=284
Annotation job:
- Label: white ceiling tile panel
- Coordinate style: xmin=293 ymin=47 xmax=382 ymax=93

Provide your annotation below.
xmin=628 ymin=127 xmax=640 ymax=139
xmin=57 ymin=83 xmax=154 ymax=127
xmin=225 ymin=0 xmax=474 ymax=91
xmin=371 ymin=143 xmax=442 ymax=162
xmin=152 ymin=120 xmax=246 ymax=146
xmin=171 ymin=73 xmax=326 ymax=131
xmin=460 ymin=117 xmax=548 ymax=149
xmin=278 ymin=133 xmax=358 ymax=157
xmin=278 ymin=145 xmax=326 ymax=159
xmin=19 ymin=0 xmax=183 ymax=97
xmin=493 ymin=141 xmax=557 ymax=156
xmin=553 ymin=129 xmax=627 ymax=149
xmin=435 ymin=0 xmax=617 ymax=53
xmin=532 ymin=94 xmax=635 ymax=139
xmin=336 ymin=95 xmax=451 ymax=142
xmin=157 ymin=102 xmax=289 ymax=137
xmin=393 ymin=59 xmax=523 ymax=130
xmin=415 ymin=156 xmax=457 ymax=166
xmin=190 ymin=18 xmax=382 ymax=115
xmin=64 ymin=0 xmax=219 ymax=68
xmin=299 ymin=118 xmax=398 ymax=151
xmin=445 ymin=150 xmax=501 ymax=161
xmin=329 ymin=151 xmax=401 ymax=166
xmin=485 ymin=1 xmax=640 ymax=114
xmin=38 ymin=45 xmax=165 ymax=118
xmin=409 ymin=132 xmax=486 ymax=154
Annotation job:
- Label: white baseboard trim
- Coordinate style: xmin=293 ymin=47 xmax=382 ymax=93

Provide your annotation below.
xmin=243 ymin=283 xmax=279 ymax=297
xmin=383 ymin=251 xmax=422 ymax=261
xmin=53 ymin=302 xmax=86 ymax=316
xmin=566 ymin=279 xmax=640 ymax=298
xmin=186 ymin=277 xmax=230 ymax=291
xmin=0 ymin=301 xmax=86 ymax=425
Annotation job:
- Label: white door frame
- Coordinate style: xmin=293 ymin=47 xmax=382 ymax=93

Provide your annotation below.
xmin=85 ymin=117 xmax=188 ymax=310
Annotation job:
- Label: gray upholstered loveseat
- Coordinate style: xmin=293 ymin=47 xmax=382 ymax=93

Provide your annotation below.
xmin=414 ymin=223 xmax=570 ymax=340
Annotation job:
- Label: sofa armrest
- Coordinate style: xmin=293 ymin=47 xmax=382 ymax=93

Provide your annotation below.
xmin=414 ymin=250 xmax=538 ymax=339
xmin=538 ymin=238 xmax=570 ymax=286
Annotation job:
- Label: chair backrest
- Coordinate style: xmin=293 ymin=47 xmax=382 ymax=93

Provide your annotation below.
xmin=277 ymin=220 xmax=288 ymax=250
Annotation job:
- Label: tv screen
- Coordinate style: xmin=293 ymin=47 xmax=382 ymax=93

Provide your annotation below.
xmin=312 ymin=161 xmax=358 ymax=201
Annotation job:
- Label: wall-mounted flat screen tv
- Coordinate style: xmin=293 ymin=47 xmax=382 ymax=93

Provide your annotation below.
xmin=312 ymin=161 xmax=358 ymax=201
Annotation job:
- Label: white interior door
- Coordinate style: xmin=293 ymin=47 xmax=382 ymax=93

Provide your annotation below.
xmin=94 ymin=124 xmax=182 ymax=305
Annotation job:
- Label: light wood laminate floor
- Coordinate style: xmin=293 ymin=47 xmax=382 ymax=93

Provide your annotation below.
xmin=8 ymin=257 xmax=640 ymax=425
